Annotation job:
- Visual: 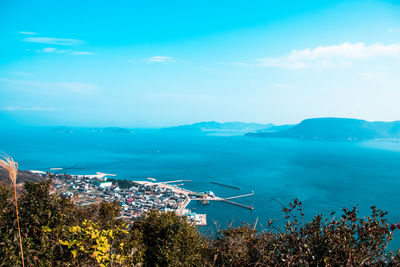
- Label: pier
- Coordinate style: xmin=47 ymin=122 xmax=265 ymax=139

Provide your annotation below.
xmin=210 ymin=181 xmax=241 ymax=190
xmin=191 ymin=190 xmax=254 ymax=210
xmin=220 ymin=198 xmax=254 ymax=210
xmin=136 ymin=180 xmax=254 ymax=218
xmin=155 ymin=179 xmax=192 ymax=185
xmin=224 ymin=190 xmax=254 ymax=200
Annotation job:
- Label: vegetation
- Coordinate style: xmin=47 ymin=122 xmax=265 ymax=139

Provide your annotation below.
xmin=246 ymin=117 xmax=400 ymax=140
xmin=1 ymin=154 xmax=399 ymax=266
xmin=1 ymin=178 xmax=400 ymax=266
xmin=107 ymin=178 xmax=137 ymax=190
xmin=0 ymin=154 xmax=25 ymax=266
xmin=0 ymin=168 xmax=43 ymax=185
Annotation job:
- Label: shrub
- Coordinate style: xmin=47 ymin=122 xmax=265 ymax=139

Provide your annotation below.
xmin=210 ymin=199 xmax=400 ymax=266
xmin=1 ymin=178 xmax=400 ymax=266
xmin=131 ymin=209 xmax=205 ymax=266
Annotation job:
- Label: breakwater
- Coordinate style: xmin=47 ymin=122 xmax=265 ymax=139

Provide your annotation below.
xmin=210 ymin=181 xmax=241 ymax=190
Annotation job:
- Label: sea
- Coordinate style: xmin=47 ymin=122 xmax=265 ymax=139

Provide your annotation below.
xmin=1 ymin=127 xmax=400 ymax=247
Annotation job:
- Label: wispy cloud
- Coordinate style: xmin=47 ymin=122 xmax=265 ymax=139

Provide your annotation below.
xmin=358 ymin=72 xmax=382 ymax=80
xmin=40 ymin=47 xmax=57 ymax=53
xmin=232 ymin=62 xmax=254 ymax=67
xmin=0 ymin=79 xmax=98 ymax=94
xmin=256 ymin=43 xmax=400 ymax=69
xmin=18 ymin=31 xmax=37 ymax=35
xmin=56 ymin=82 xmax=98 ymax=93
xmin=273 ymin=83 xmax=297 ymax=89
xmin=23 ymin=37 xmax=83 ymax=46
xmin=2 ymin=106 xmax=55 ymax=112
xmin=70 ymin=51 xmax=94 ymax=55
xmin=36 ymin=47 xmax=94 ymax=55
xmin=388 ymin=28 xmax=400 ymax=33
xmin=8 ymin=71 xmax=32 ymax=76
xmin=144 ymin=56 xmax=176 ymax=63
xmin=142 ymin=92 xmax=214 ymax=102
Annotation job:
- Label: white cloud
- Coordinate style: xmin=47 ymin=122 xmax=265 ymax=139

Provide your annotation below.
xmin=2 ymin=106 xmax=55 ymax=112
xmin=70 ymin=51 xmax=94 ymax=55
xmin=388 ymin=28 xmax=400 ymax=33
xmin=0 ymin=79 xmax=98 ymax=94
xmin=36 ymin=47 xmax=94 ymax=55
xmin=41 ymin=47 xmax=57 ymax=53
xmin=273 ymin=83 xmax=297 ymax=89
xmin=56 ymin=82 xmax=98 ymax=93
xmin=142 ymin=92 xmax=214 ymax=102
xmin=8 ymin=71 xmax=32 ymax=76
xmin=232 ymin=62 xmax=253 ymax=67
xmin=257 ymin=43 xmax=400 ymax=69
xmin=144 ymin=56 xmax=176 ymax=63
xmin=358 ymin=72 xmax=381 ymax=80
xmin=18 ymin=31 xmax=37 ymax=35
xmin=23 ymin=37 xmax=83 ymax=46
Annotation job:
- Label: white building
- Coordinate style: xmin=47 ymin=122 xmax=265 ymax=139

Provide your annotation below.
xmin=99 ymin=182 xmax=113 ymax=188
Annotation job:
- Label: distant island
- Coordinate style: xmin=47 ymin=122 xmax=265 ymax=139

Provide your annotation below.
xmin=46 ymin=118 xmax=400 ymax=141
xmin=245 ymin=117 xmax=400 ymax=141
xmin=163 ymin=121 xmax=280 ymax=135
xmin=51 ymin=126 xmax=132 ymax=134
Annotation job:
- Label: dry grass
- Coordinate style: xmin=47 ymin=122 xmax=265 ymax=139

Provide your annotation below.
xmin=0 ymin=153 xmax=25 ymax=267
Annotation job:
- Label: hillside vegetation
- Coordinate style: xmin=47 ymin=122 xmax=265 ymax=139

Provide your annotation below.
xmin=1 ymin=179 xmax=399 ymax=266
xmin=0 ymin=169 xmax=44 ymax=185
xmin=246 ymin=118 xmax=400 ymax=140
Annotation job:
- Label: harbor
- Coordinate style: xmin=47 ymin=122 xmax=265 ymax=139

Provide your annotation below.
xmin=210 ymin=181 xmax=241 ymax=190
xmin=50 ymin=172 xmax=254 ymax=227
xmin=132 ymin=180 xmax=255 ymax=224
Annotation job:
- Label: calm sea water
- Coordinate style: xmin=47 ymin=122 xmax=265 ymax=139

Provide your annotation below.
xmin=1 ymin=127 xmax=400 ymax=247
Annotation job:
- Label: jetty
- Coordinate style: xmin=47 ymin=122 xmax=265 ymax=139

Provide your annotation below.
xmin=155 ymin=180 xmax=192 ymax=185
xmin=191 ymin=190 xmax=254 ymax=210
xmin=220 ymin=198 xmax=254 ymax=210
xmin=135 ymin=179 xmax=254 ymax=219
xmin=210 ymin=181 xmax=241 ymax=190
xmin=224 ymin=190 xmax=254 ymax=200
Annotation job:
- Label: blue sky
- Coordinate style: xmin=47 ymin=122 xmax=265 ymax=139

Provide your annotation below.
xmin=1 ymin=0 xmax=400 ymax=127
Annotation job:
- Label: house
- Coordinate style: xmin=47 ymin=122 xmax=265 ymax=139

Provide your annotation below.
xmin=99 ymin=181 xmax=113 ymax=188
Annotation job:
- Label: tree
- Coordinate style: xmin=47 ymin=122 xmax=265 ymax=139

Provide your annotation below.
xmin=131 ymin=210 xmax=206 ymax=266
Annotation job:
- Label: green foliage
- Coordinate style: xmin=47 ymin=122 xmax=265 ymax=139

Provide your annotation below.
xmin=58 ymin=219 xmax=131 ymax=266
xmin=0 ymin=180 xmax=143 ymax=266
xmin=107 ymin=178 xmax=135 ymax=189
xmin=131 ymin=209 xmax=205 ymax=266
xmin=1 ymin=180 xmax=400 ymax=266
xmin=210 ymin=199 xmax=400 ymax=266
xmin=212 ymin=225 xmax=262 ymax=266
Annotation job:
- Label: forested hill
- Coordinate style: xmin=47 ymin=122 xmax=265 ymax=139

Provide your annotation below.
xmin=0 ymin=169 xmax=44 ymax=185
xmin=245 ymin=118 xmax=400 ymax=140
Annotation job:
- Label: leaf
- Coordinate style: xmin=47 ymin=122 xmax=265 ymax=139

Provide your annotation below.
xmin=71 ymin=250 xmax=78 ymax=258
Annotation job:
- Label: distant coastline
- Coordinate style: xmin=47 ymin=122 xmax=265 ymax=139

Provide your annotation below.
xmin=245 ymin=117 xmax=400 ymax=141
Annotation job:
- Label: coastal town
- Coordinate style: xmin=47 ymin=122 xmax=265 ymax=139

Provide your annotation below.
xmin=49 ymin=172 xmax=207 ymax=225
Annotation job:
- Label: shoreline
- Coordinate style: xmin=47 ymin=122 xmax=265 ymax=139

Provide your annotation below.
xmin=132 ymin=181 xmax=193 ymax=215
xmin=130 ymin=180 xmax=206 ymax=225
xmin=51 ymin=173 xmax=207 ymax=226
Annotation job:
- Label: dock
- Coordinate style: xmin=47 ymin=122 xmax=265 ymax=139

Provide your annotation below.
xmin=136 ymin=180 xmax=254 ymax=222
xmin=224 ymin=190 xmax=254 ymax=200
xmin=191 ymin=190 xmax=254 ymax=210
xmin=210 ymin=181 xmax=241 ymax=190
xmin=220 ymin=198 xmax=254 ymax=210
xmin=155 ymin=180 xmax=192 ymax=185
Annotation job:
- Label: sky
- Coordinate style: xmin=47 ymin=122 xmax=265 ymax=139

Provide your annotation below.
xmin=1 ymin=0 xmax=400 ymax=127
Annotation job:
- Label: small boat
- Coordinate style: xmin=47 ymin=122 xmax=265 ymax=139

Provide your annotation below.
xmin=202 ymin=199 xmax=209 ymax=205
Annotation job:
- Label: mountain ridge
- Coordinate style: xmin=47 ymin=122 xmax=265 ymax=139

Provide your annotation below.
xmin=245 ymin=117 xmax=400 ymax=140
